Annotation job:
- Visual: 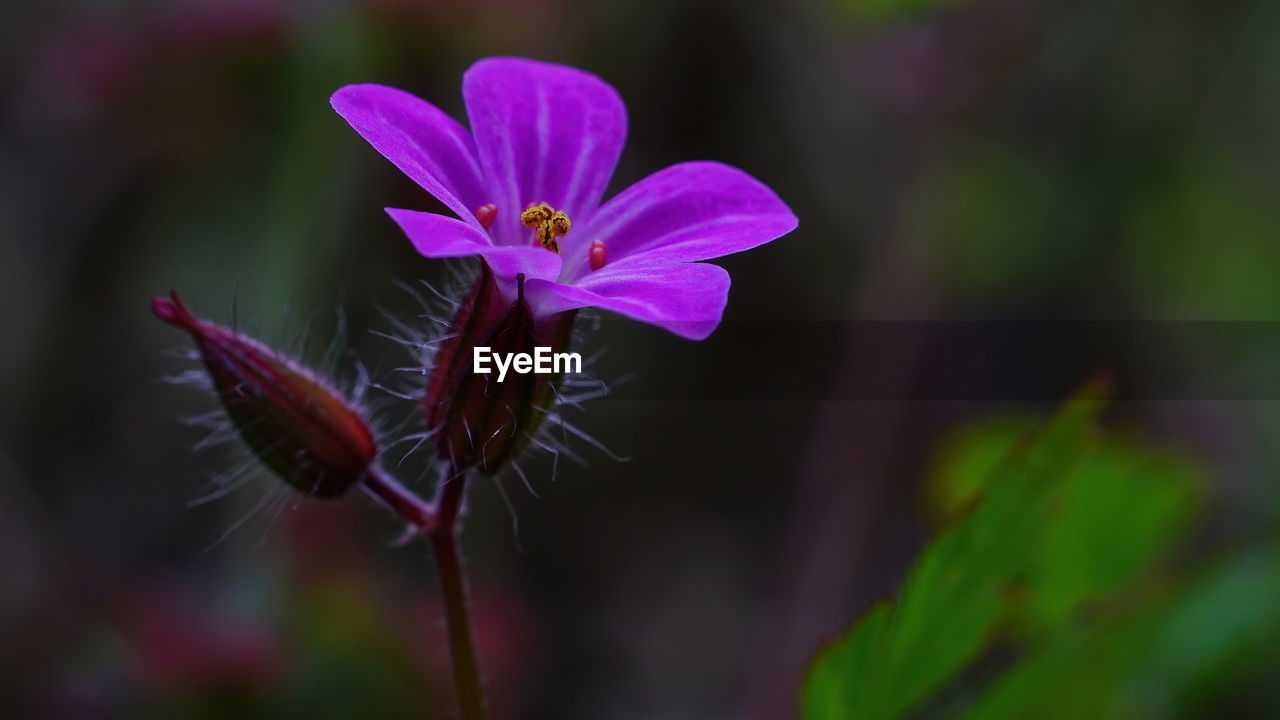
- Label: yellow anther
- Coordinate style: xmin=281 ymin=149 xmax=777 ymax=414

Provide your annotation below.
xmin=549 ymin=211 xmax=571 ymax=236
xmin=521 ymin=203 xmax=553 ymax=227
xmin=521 ymin=203 xmax=571 ymax=254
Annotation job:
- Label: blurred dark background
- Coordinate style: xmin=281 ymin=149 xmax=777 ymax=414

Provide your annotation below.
xmin=3 ymin=0 xmax=1280 ymax=717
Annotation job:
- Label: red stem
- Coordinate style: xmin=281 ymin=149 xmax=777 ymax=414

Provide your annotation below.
xmin=361 ymin=465 xmax=437 ymax=532
xmin=432 ymin=466 xmax=485 ymax=720
xmin=359 ymin=463 xmax=484 ymax=718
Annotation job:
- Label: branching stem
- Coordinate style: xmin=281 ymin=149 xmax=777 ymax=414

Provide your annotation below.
xmin=359 ymin=464 xmax=485 ymax=719
xmin=362 ymin=465 xmax=437 ymax=532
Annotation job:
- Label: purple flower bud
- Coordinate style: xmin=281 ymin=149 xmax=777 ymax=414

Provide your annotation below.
xmin=424 ymin=267 xmax=575 ymax=474
xmin=153 ymin=291 xmax=378 ymax=498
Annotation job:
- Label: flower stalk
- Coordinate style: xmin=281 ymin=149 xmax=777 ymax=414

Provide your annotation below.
xmin=362 ymin=462 xmax=487 ymax=719
xmin=361 ymin=462 xmax=487 ymax=719
xmin=429 ymin=467 xmax=485 ymax=720
xmin=361 ymin=464 xmax=486 ymax=719
xmin=360 ymin=465 xmax=436 ymax=533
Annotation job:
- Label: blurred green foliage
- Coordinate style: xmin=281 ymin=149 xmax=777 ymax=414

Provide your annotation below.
xmin=834 ymin=0 xmax=959 ymax=25
xmin=921 ymin=147 xmax=1059 ymax=303
xmin=1127 ymin=153 xmax=1280 ymax=318
xmin=966 ymin=548 xmax=1280 ymax=718
xmin=137 ymin=579 xmax=437 ymax=719
xmin=800 ymin=383 xmax=1252 ymax=719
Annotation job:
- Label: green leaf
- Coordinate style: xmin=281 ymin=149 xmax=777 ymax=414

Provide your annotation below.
xmin=964 ymin=549 xmax=1280 ymax=720
xmin=926 ymin=415 xmax=1030 ymax=521
xmin=1017 ymin=438 xmax=1197 ymax=635
xmin=802 ymin=383 xmax=1198 ymax=719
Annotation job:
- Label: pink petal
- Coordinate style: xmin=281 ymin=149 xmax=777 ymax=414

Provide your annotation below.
xmin=563 ymin=161 xmax=797 ymax=282
xmin=332 ymin=84 xmax=489 ymax=229
xmin=526 ymin=256 xmax=730 ymax=340
xmin=386 ymin=208 xmax=562 ymax=287
xmin=463 ymin=57 xmax=626 ymax=247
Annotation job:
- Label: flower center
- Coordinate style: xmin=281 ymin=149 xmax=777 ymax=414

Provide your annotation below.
xmin=520 ymin=203 xmax=571 ymax=254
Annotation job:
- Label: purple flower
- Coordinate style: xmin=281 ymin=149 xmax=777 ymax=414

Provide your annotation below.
xmin=331 ymin=57 xmax=797 ymax=340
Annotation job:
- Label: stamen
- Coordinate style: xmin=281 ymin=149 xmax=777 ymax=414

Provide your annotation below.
xmin=474 ymin=203 xmax=497 ymax=229
xmin=520 ymin=202 xmax=571 ymax=254
xmin=536 ymin=223 xmax=558 ymax=253
xmin=549 ymin=211 xmax=570 ymax=236
xmin=521 ymin=203 xmax=552 ymax=227
xmin=589 ymin=239 xmax=607 ymax=270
